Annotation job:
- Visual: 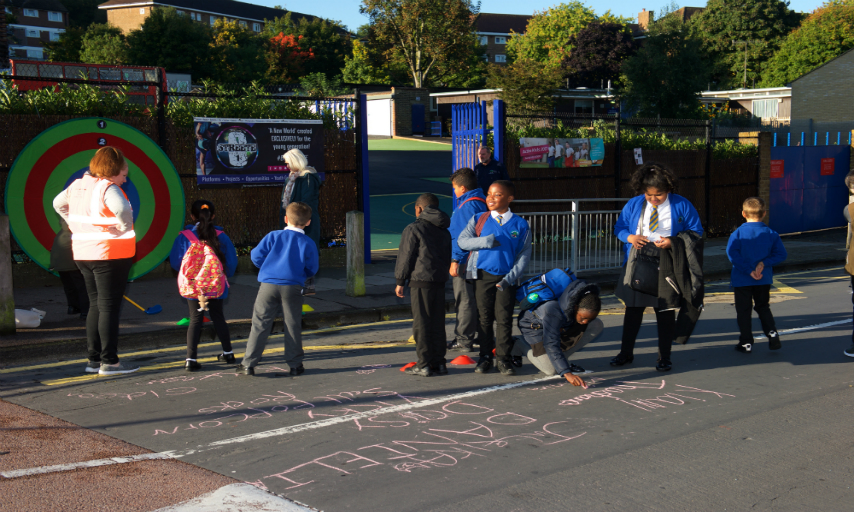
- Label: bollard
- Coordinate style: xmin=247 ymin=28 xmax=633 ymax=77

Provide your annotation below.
xmin=0 ymin=214 xmax=15 ymax=336
xmin=346 ymin=211 xmax=366 ymax=297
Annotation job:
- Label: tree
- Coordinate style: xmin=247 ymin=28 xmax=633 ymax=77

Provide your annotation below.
xmin=299 ymin=72 xmax=348 ymax=96
xmin=620 ymin=15 xmax=710 ymax=118
xmin=79 ymin=24 xmax=128 ymax=65
xmin=360 ymin=0 xmax=481 ymax=88
xmin=262 ymin=13 xmax=351 ymax=79
xmin=44 ymin=25 xmax=85 ymax=62
xmin=562 ymin=21 xmax=635 ymax=88
xmin=505 ymin=1 xmax=633 ymax=69
xmin=209 ymin=19 xmax=266 ymax=84
xmin=689 ymin=0 xmax=803 ymax=89
xmin=265 ymin=32 xmax=315 ymax=83
xmin=486 ymin=58 xmax=564 ymax=112
xmin=61 ymin=0 xmax=108 ymax=28
xmin=342 ymin=39 xmax=393 ymax=84
xmin=126 ymin=8 xmax=214 ymax=78
xmin=760 ymin=2 xmax=854 ymax=86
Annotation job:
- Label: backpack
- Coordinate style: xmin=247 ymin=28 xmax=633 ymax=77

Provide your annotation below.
xmin=177 ymin=230 xmax=229 ymax=300
xmin=515 ymin=268 xmax=577 ymax=312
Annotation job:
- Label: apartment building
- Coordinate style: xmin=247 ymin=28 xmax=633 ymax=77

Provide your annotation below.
xmin=474 ymin=13 xmax=530 ymax=65
xmin=6 ymin=0 xmax=68 ymax=60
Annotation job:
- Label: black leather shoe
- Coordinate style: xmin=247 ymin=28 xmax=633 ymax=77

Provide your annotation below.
xmin=405 ymin=365 xmax=433 ymax=377
xmin=511 ymin=356 xmax=523 ymax=368
xmin=448 ymin=340 xmax=474 ymax=351
xmin=656 ymin=358 xmax=672 ymax=372
xmin=217 ymin=353 xmax=236 ymax=364
xmin=236 ymin=364 xmax=254 ymax=376
xmin=496 ymin=359 xmax=517 ymax=376
xmin=289 ymin=364 xmax=305 ymax=376
xmin=474 ymin=357 xmax=493 ymax=374
xmin=610 ymin=354 xmax=634 ymax=366
xmin=185 ymin=360 xmax=202 ymax=372
xmin=430 ymin=363 xmax=448 ymax=375
xmin=67 ymin=306 xmax=81 ymax=315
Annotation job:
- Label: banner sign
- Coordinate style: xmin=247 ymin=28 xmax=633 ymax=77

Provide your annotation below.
xmin=519 ymin=137 xmax=605 ymax=168
xmin=193 ymin=117 xmax=325 ymax=185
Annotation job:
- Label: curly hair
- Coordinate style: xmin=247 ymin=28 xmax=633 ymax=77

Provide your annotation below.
xmin=577 ymin=291 xmax=601 ymax=314
xmin=630 ymin=162 xmax=678 ymax=194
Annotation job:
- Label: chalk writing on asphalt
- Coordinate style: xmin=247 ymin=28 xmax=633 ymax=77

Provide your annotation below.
xmin=67 ymin=388 xmax=197 ymax=400
xmin=557 ymin=380 xmax=735 ymax=412
xmin=356 ymin=364 xmax=393 ymax=375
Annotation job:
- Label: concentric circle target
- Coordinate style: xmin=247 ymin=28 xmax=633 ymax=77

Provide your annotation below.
xmin=4 ymin=117 xmax=185 ymax=280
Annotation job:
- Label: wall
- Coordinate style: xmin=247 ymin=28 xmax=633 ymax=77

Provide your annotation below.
xmin=106 ymin=7 xmax=150 ymax=33
xmin=390 ymin=87 xmax=431 ymax=137
xmin=791 ymin=50 xmax=854 ymax=130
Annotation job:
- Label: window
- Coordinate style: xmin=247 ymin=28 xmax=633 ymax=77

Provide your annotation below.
xmin=140 ymin=8 xmax=145 ymax=14
xmin=23 ymin=8 xmax=38 ymax=17
xmin=430 ymin=97 xmax=438 ymax=112
xmin=210 ymin=16 xmax=217 ymax=26
xmin=494 ymin=36 xmax=507 ymax=44
xmin=191 ymin=12 xmax=201 ymax=21
xmin=48 ymin=11 xmax=62 ymax=22
xmin=4 ymin=7 xmax=11 ymax=14
xmin=176 ymin=10 xmax=185 ymax=16
xmin=482 ymin=54 xmax=489 ymax=62
xmin=27 ymin=49 xmax=44 ymax=59
xmin=253 ymin=22 xmax=261 ymax=32
xmin=752 ymin=99 xmax=778 ymax=119
xmin=574 ymin=99 xmax=593 ymax=114
xmin=478 ymin=36 xmax=487 ymax=45
xmin=27 ymin=29 xmax=39 ymax=38
xmin=50 ymin=31 xmax=60 ymax=42
xmin=239 ymin=20 xmax=247 ymax=28
xmin=494 ymin=54 xmax=506 ymax=63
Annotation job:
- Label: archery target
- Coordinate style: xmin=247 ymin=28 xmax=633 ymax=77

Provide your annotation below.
xmin=4 ymin=117 xmax=185 ymax=280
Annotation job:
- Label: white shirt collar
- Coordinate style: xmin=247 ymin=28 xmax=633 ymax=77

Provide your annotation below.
xmin=285 ymin=226 xmax=305 ymax=234
xmin=490 ymin=208 xmax=513 ymax=223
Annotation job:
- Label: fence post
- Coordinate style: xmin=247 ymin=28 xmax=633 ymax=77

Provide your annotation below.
xmin=353 ymin=89 xmax=371 ymax=265
xmin=346 ymin=211 xmax=366 ymax=297
xmin=493 ymin=99 xmax=505 ymax=165
xmin=614 ymin=116 xmax=621 ymax=198
xmin=704 ymin=119 xmax=712 ymax=228
xmin=0 ymin=214 xmax=15 ymax=336
xmin=155 ymin=68 xmax=166 ymax=148
xmin=571 ymin=201 xmax=579 ymax=272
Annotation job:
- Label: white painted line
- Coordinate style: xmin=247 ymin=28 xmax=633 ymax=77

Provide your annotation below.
xmin=152 ymin=483 xmax=315 ymax=512
xmin=753 ymin=319 xmax=851 ymax=340
xmin=0 ymin=453 xmax=172 ymax=479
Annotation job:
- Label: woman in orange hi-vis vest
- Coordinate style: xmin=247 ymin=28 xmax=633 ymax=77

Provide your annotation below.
xmin=53 ymin=147 xmax=139 ymax=376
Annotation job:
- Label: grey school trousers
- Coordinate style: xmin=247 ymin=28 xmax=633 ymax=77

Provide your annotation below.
xmin=452 ymin=275 xmax=478 ymax=343
xmin=241 ymin=283 xmax=303 ymax=369
xmin=511 ymin=318 xmax=604 ymax=375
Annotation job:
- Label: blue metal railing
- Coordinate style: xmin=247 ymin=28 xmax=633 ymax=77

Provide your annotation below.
xmin=773 ymin=131 xmax=852 ymax=147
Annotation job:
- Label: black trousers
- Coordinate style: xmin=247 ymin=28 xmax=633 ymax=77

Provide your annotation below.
xmin=620 ymin=306 xmax=675 ymax=361
xmin=474 ymin=270 xmax=517 ymax=361
xmin=59 ymin=270 xmax=89 ymax=312
xmin=76 ymin=258 xmax=133 ymax=364
xmin=411 ymin=286 xmax=447 ymax=368
xmin=734 ymin=284 xmax=777 ymax=344
xmin=186 ymin=298 xmax=233 ymax=359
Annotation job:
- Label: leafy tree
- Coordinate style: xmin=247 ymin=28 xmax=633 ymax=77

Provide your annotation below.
xmin=126 ymin=8 xmax=214 ymax=78
xmin=760 ymin=2 xmax=854 ymax=86
xmin=262 ymin=13 xmax=351 ymax=79
xmin=562 ymin=21 xmax=635 ymax=88
xmin=299 ymin=72 xmax=348 ymax=96
xmin=689 ymin=0 xmax=803 ymax=89
xmin=342 ymin=39 xmax=393 ymax=84
xmin=209 ymin=19 xmax=266 ymax=84
xmin=360 ymin=0 xmax=481 ymax=88
xmin=486 ymin=58 xmax=564 ymax=113
xmin=44 ymin=25 xmax=86 ymax=62
xmin=506 ymin=1 xmax=633 ymax=69
xmin=620 ymin=14 xmax=709 ymax=118
xmin=265 ymin=33 xmax=315 ymax=83
xmin=79 ymin=24 xmax=128 ymax=65
xmin=61 ymin=0 xmax=108 ymax=28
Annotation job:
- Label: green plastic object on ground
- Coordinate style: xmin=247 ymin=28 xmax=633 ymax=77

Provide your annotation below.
xmin=176 ymin=318 xmax=190 ymax=326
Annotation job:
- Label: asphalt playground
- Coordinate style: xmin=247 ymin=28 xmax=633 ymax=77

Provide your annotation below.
xmin=2 ymin=266 xmax=853 ymax=511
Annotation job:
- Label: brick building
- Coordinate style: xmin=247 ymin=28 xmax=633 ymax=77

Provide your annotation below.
xmin=97 ymin=0 xmax=318 ymax=35
xmin=789 ymin=47 xmax=854 ymax=137
xmin=6 ymin=0 xmax=68 ymax=60
xmin=473 ymin=13 xmax=530 ymax=65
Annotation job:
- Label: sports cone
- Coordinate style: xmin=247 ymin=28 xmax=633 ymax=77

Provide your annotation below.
xmin=492 ymin=348 xmax=496 ymax=356
xmin=450 ymin=355 xmax=477 ymax=365
xmin=400 ymin=362 xmax=417 ymax=371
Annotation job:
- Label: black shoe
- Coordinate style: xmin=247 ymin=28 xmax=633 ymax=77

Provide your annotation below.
xmin=735 ymin=342 xmax=752 ymax=353
xmin=496 ymin=359 xmax=517 ymax=376
xmin=768 ymin=331 xmax=782 ymax=350
xmin=430 ymin=363 xmax=449 ymax=375
xmin=405 ymin=365 xmax=433 ymax=377
xmin=610 ymin=354 xmax=634 ymax=366
xmin=67 ymin=306 xmax=81 ymax=315
xmin=217 ymin=353 xmax=236 ymax=364
xmin=236 ymin=364 xmax=254 ymax=376
xmin=474 ymin=356 xmax=493 ymax=374
xmin=447 ymin=340 xmax=473 ymax=351
xmin=289 ymin=364 xmax=305 ymax=376
xmin=511 ymin=356 xmax=523 ymax=368
xmin=845 ymin=344 xmax=854 ymax=358
xmin=185 ymin=360 xmax=202 ymax=372
xmin=656 ymin=358 xmax=672 ymax=372
xmin=568 ymin=363 xmax=590 ymax=374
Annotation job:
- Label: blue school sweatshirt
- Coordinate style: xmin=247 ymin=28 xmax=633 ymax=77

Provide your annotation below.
xmin=169 ymin=225 xmax=238 ymax=299
xmin=614 ymin=194 xmax=704 ymax=265
xmin=449 ymin=189 xmax=488 ymax=263
xmin=251 ymin=228 xmax=319 ymax=286
xmin=461 ymin=213 xmax=531 ymax=283
xmin=726 ymin=222 xmax=787 ymax=288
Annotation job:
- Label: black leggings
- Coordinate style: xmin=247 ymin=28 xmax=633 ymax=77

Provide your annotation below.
xmin=620 ymin=306 xmax=675 ymax=360
xmin=186 ymin=298 xmax=232 ymax=359
xmin=77 ymin=258 xmax=133 ymax=364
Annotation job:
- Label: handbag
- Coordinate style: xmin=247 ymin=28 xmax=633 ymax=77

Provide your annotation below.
xmin=629 ymin=244 xmax=660 ymax=296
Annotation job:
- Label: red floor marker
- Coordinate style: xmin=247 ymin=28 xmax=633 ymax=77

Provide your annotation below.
xmin=400 ymin=362 xmax=417 ymax=371
xmin=492 ymin=348 xmax=496 ymax=356
xmin=449 ymin=355 xmax=477 ymax=365
xmin=203 ymin=317 xmax=211 ymax=323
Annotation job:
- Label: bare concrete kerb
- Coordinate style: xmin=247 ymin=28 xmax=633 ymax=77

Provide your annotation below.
xmin=0 ymin=214 xmax=15 ymax=336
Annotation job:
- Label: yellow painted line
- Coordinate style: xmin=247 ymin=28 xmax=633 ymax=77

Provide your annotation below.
xmin=772 ymin=278 xmax=802 ymax=294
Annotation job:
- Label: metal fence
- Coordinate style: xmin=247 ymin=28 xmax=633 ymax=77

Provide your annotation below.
xmin=515 ymin=198 xmax=629 ymax=277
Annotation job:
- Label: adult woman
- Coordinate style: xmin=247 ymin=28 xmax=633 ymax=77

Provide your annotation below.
xmin=610 ymin=162 xmax=703 ymax=372
xmin=53 ymin=147 xmax=139 ymax=375
xmin=280 ymin=149 xmax=321 ymax=249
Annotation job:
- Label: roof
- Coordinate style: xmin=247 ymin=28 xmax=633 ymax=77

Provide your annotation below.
xmin=789 ymin=47 xmax=854 ymax=86
xmin=675 ymin=7 xmax=704 ymax=21
xmin=474 ymin=13 xmax=531 ymax=35
xmin=97 ymin=0 xmax=318 ymax=24
xmin=8 ymin=0 xmax=69 ymax=12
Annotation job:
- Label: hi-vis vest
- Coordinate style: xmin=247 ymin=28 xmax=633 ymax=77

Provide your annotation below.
xmin=67 ymin=174 xmax=136 ymax=260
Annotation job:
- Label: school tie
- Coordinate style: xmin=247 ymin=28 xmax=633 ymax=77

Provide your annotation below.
xmin=649 ymin=205 xmax=659 ymax=233
xmin=497 ymin=215 xmax=503 ymax=226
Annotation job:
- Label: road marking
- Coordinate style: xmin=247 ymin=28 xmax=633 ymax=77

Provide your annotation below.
xmin=753 ymin=319 xmax=851 ymax=340
xmin=772 ymin=278 xmax=802 ymax=294
xmin=0 ymin=453 xmax=170 ymax=479
xmin=161 ymin=375 xmax=563 ymax=459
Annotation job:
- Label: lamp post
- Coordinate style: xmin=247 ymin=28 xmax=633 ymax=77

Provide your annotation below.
xmin=732 ymin=40 xmax=763 ymax=89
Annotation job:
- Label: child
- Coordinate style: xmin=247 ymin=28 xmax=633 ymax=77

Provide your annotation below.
xmin=395 ymin=193 xmax=452 ymax=377
xmin=238 ymin=202 xmax=319 ymax=376
xmin=727 ymin=197 xmax=787 ymax=353
xmin=458 ymin=180 xmax=531 ymax=375
xmin=448 ymin=168 xmax=487 ymax=352
xmin=169 ymin=200 xmax=238 ymax=371
xmin=49 ymin=218 xmax=89 ymax=320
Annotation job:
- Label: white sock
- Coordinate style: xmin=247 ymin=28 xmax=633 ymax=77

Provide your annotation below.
xmin=222 ymin=351 xmax=233 ymax=355
xmin=186 ymin=358 xmax=196 ymax=362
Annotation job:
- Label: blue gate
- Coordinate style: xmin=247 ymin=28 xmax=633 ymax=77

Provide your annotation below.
xmin=451 ymin=99 xmax=504 ymax=207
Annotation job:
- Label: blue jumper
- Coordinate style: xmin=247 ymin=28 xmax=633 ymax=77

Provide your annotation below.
xmin=449 ymin=189 xmax=488 ymax=262
xmin=726 ymin=222 xmax=787 ymax=288
xmin=251 ymin=229 xmax=319 ymax=286
xmin=614 ymin=194 xmax=704 ymax=265
xmin=169 ymin=225 xmax=238 ymax=299
xmin=458 ymin=213 xmax=531 ymax=286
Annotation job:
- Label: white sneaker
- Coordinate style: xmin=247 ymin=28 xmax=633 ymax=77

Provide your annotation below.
xmin=99 ymin=361 xmax=140 ymax=375
xmin=84 ymin=361 xmax=100 ymax=373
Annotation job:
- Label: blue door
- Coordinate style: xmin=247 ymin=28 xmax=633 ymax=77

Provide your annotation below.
xmin=411 ymin=104 xmax=425 ymax=134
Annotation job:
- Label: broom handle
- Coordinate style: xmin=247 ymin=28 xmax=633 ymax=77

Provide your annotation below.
xmin=123 ymin=295 xmax=146 ymax=312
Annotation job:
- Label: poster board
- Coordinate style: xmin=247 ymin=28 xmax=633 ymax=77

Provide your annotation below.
xmin=519 ymin=137 xmax=605 ymax=168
